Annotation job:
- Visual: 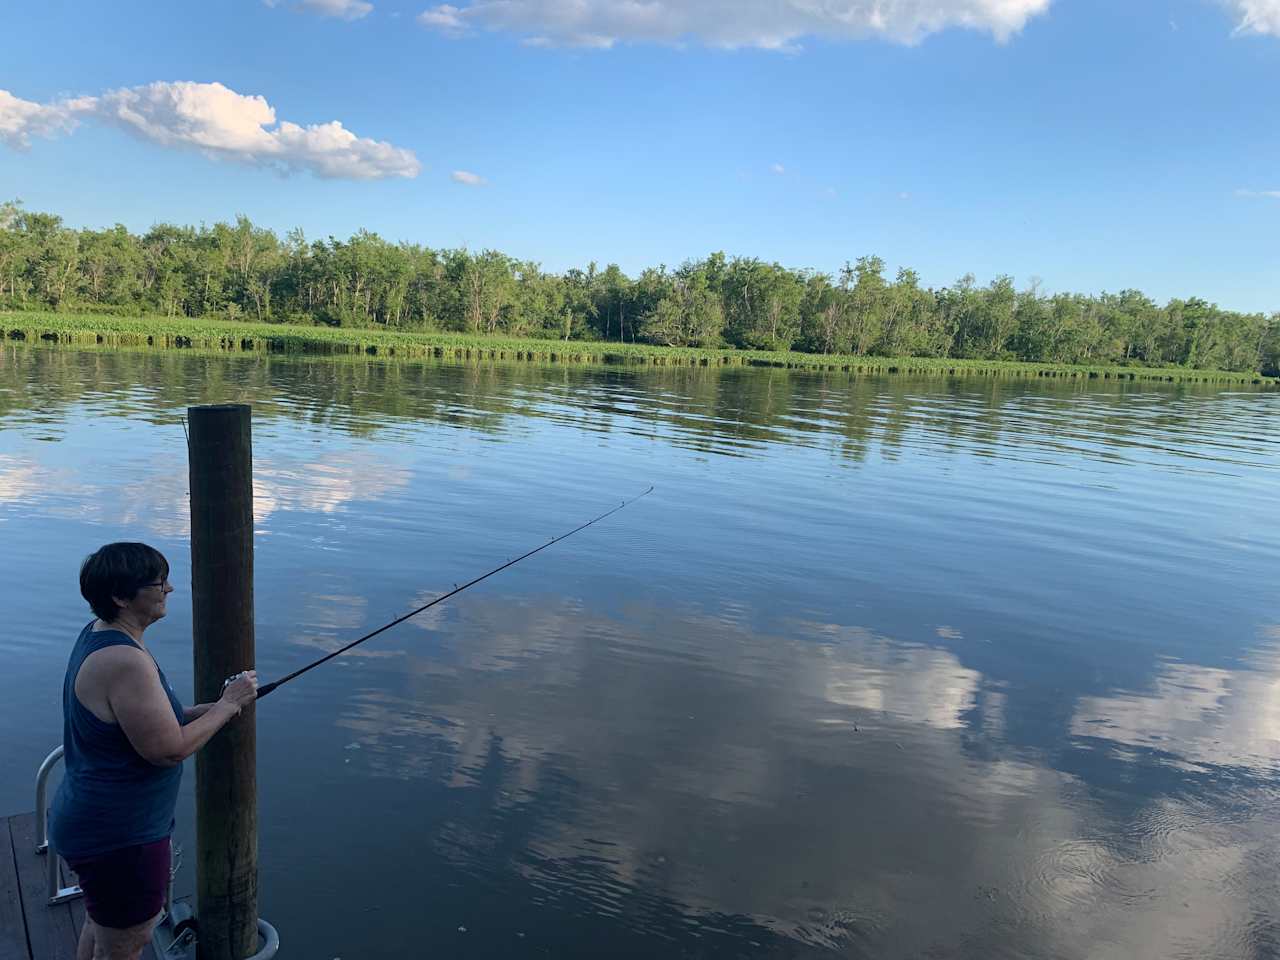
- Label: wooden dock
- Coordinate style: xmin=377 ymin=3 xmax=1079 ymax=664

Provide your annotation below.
xmin=2 ymin=813 xmax=156 ymax=960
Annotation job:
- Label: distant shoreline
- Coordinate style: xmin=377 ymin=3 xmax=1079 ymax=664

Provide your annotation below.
xmin=3 ymin=311 xmax=1274 ymax=385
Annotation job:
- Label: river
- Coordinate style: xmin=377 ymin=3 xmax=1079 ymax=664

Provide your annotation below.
xmin=2 ymin=347 xmax=1279 ymax=959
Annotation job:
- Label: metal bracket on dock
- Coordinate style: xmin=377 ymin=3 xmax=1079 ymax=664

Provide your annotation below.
xmin=151 ymin=902 xmax=279 ymax=960
xmin=152 ymin=898 xmax=198 ymax=959
xmin=250 ymin=918 xmax=281 ymax=960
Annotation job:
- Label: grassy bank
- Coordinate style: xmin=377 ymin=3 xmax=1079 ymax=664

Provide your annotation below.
xmin=2 ymin=311 xmax=1274 ymax=384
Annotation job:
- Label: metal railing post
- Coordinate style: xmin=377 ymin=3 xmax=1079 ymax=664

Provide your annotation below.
xmin=34 ymin=745 xmax=82 ymax=904
xmin=34 ymin=745 xmax=63 ymax=853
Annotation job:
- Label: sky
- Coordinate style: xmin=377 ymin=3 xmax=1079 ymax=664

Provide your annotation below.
xmin=2 ymin=0 xmax=1279 ymax=313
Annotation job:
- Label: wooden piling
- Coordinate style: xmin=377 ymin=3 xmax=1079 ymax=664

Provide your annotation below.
xmin=188 ymin=404 xmax=258 ymax=960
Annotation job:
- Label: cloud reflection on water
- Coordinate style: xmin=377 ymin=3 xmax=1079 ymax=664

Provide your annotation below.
xmin=0 ymin=446 xmax=412 ymax=537
xmin=320 ymin=595 xmax=1280 ymax=958
xmin=1072 ymin=627 xmax=1280 ymax=775
xmin=0 ymin=455 xmax=42 ymax=504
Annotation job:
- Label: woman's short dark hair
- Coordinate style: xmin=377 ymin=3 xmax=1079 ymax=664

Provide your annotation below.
xmin=80 ymin=543 xmax=170 ymax=622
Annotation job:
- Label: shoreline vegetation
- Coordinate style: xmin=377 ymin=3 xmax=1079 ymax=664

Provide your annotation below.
xmin=1 ymin=203 xmax=1276 ymax=383
xmin=3 ymin=311 xmax=1273 ymax=384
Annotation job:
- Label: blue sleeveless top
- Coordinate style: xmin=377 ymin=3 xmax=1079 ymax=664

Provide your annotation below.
xmin=49 ymin=622 xmax=186 ymax=859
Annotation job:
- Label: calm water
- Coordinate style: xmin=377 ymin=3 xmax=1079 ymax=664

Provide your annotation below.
xmin=3 ymin=347 xmax=1280 ymax=959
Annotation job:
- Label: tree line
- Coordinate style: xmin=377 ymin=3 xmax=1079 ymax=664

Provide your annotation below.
xmin=3 ymin=202 xmax=1277 ymax=373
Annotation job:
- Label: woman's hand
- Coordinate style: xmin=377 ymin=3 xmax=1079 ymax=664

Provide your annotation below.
xmin=218 ymin=670 xmax=259 ymax=714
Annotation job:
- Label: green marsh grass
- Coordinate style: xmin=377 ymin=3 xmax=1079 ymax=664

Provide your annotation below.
xmin=3 ymin=311 xmax=1274 ymax=385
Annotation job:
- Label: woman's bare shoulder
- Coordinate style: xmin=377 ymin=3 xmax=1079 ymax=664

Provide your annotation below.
xmin=80 ymin=642 xmax=152 ymax=683
xmin=75 ymin=643 xmax=152 ymax=723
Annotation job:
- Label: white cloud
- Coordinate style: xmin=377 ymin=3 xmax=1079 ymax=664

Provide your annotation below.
xmin=416 ymin=0 xmax=1054 ymax=48
xmin=0 ymin=90 xmax=93 ymax=148
xmin=0 ymin=82 xmax=420 ymax=180
xmin=418 ymin=3 xmax=467 ymax=32
xmin=1225 ymin=0 xmax=1280 ymax=34
xmin=451 ymin=169 xmax=487 ymax=186
xmin=770 ymin=162 xmax=785 ymax=174
xmin=1236 ymin=188 xmax=1280 ymax=199
xmin=265 ymin=0 xmax=374 ymax=19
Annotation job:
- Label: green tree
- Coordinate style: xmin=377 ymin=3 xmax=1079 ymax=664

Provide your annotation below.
xmin=22 ymin=211 xmax=81 ymax=309
xmin=0 ymin=200 xmax=30 ymax=302
xmin=846 ymin=256 xmax=889 ymax=356
xmin=798 ymin=272 xmax=848 ymax=354
xmin=0 ymin=201 xmax=1271 ymax=375
xmin=1261 ymin=316 xmax=1280 ymax=376
xmin=592 ymin=263 xmax=632 ymax=342
xmin=722 ymin=257 xmax=804 ymax=351
xmin=639 ymin=262 xmax=723 ymax=347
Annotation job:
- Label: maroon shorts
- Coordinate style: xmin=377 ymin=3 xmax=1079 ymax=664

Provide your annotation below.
xmin=66 ymin=836 xmax=170 ymax=929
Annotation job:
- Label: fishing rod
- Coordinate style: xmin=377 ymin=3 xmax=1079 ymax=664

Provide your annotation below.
xmin=250 ymin=486 xmax=655 ymax=700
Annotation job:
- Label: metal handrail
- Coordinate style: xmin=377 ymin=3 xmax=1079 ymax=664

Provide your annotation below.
xmin=35 ymin=745 xmax=83 ymax=904
xmin=34 ymin=745 xmax=62 ymax=853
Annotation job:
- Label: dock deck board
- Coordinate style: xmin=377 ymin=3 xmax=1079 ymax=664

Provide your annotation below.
xmin=8 ymin=814 xmax=77 ymax=960
xmin=1 ymin=818 xmax=31 ymax=960
xmin=4 ymin=814 xmax=157 ymax=960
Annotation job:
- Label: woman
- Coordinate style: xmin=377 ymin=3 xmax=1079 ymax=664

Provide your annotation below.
xmin=50 ymin=542 xmax=258 ymax=960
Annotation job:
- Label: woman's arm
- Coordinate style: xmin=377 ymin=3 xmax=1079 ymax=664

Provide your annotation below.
xmin=183 ymin=703 xmax=216 ymax=722
xmin=104 ymin=649 xmax=257 ymax=767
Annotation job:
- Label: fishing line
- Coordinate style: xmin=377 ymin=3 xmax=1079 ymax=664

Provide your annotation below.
xmin=252 ymin=485 xmax=655 ymax=700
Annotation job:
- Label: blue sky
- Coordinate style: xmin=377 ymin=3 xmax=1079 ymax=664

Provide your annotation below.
xmin=2 ymin=0 xmax=1278 ymax=312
